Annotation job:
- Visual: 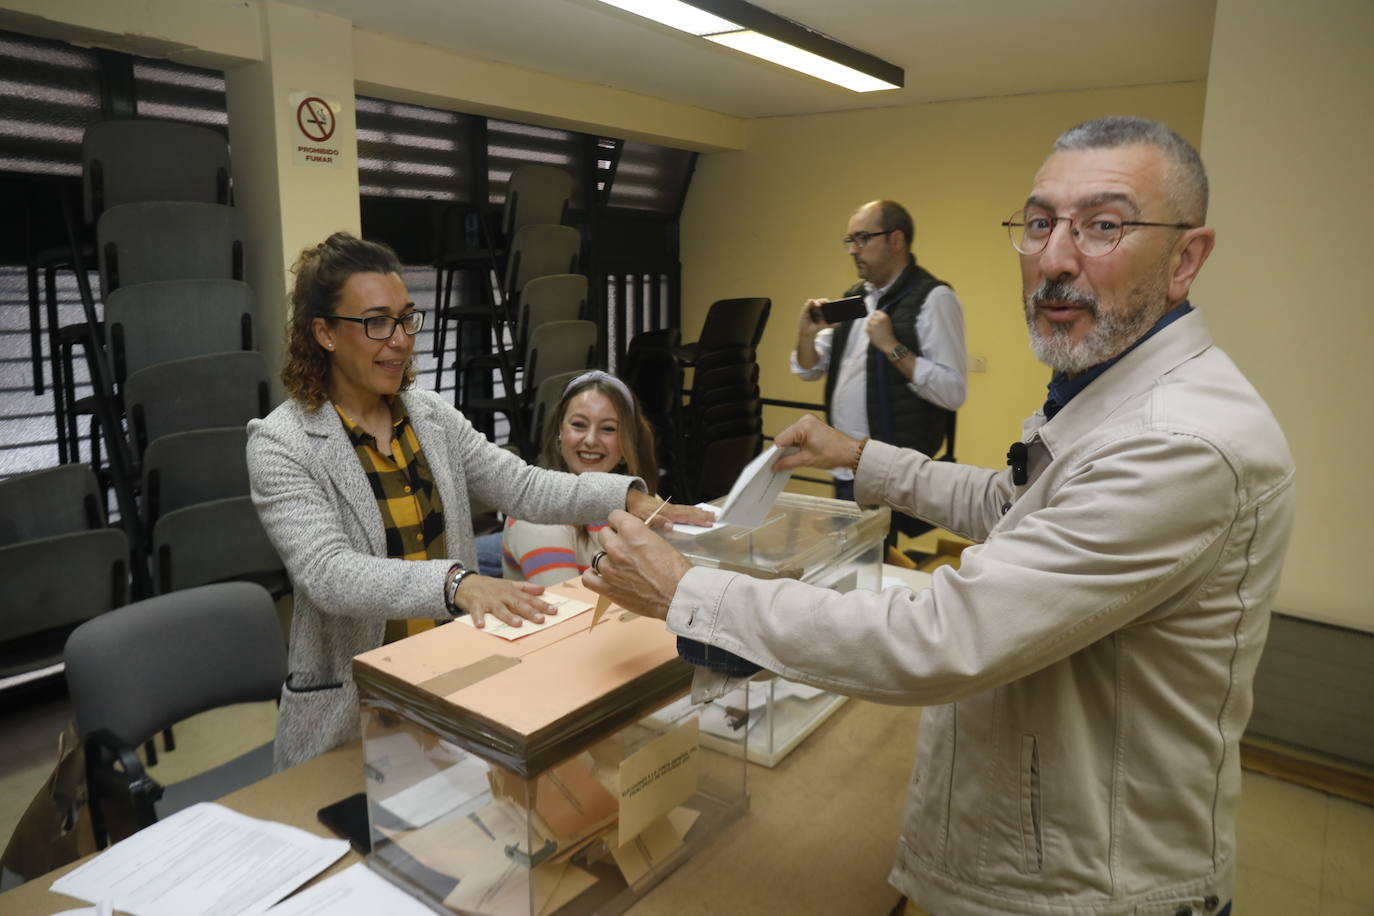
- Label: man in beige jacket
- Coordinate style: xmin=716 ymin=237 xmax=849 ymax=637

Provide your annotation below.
xmin=585 ymin=117 xmax=1295 ymax=916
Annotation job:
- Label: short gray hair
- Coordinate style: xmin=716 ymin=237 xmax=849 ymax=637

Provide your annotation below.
xmin=1053 ymin=117 xmax=1208 ymax=224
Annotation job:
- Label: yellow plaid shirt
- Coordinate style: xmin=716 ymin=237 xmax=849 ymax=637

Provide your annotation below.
xmin=335 ymin=397 xmax=447 ymax=563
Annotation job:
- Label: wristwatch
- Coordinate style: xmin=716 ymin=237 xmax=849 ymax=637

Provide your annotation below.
xmin=444 ymin=563 xmax=478 ymax=615
xmin=888 ymin=343 xmax=911 ymax=363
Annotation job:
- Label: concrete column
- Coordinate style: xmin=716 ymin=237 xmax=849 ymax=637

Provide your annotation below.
xmin=224 ymin=1 xmax=360 ymax=400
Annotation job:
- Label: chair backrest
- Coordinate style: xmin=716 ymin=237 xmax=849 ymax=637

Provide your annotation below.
xmin=65 ymin=582 xmax=285 ymax=750
xmin=1 ymin=529 xmax=129 ymax=644
xmin=107 ymin=279 xmax=253 ymax=383
xmin=152 ymin=496 xmax=285 ymax=595
xmin=82 ymin=119 xmax=231 ymax=224
xmin=696 ymin=297 xmax=771 ymax=351
xmin=524 ymin=320 xmax=597 ymax=391
xmin=504 ymin=225 xmax=580 ymax=301
xmin=123 ymin=351 xmax=270 ymax=455
xmin=140 ymin=427 xmax=251 ymax=528
xmin=502 ymin=164 xmax=573 ymax=237
xmin=97 ymin=202 xmax=245 ymax=298
xmin=517 ymin=273 xmax=587 ymax=345
xmin=0 ymin=464 xmax=104 ymax=547
xmin=691 ymin=434 xmax=764 ymax=503
xmin=527 ymin=370 xmax=585 ymax=452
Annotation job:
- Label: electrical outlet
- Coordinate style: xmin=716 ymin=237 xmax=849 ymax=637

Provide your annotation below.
xmin=969 ymin=355 xmax=987 ymax=373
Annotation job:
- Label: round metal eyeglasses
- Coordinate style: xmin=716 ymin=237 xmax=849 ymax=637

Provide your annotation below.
xmin=330 ymin=310 xmax=426 ymax=340
xmin=1003 ymin=209 xmax=1195 ymax=257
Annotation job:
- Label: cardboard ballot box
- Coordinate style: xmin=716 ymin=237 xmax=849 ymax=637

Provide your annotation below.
xmin=655 ymin=491 xmax=889 ymax=766
xmin=352 ymin=581 xmax=748 ymax=916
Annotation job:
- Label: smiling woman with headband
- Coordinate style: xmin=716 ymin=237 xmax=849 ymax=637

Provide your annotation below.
xmin=247 ymin=234 xmax=707 ymax=770
xmin=501 ymin=370 xmax=661 ymax=585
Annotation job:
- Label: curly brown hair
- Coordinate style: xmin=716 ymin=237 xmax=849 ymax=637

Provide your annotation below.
xmin=280 ymin=231 xmax=414 ymax=409
xmin=539 ymin=373 xmax=658 ymax=493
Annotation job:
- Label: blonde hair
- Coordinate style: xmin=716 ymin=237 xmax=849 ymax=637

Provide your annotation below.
xmin=540 ymin=375 xmax=658 ymax=492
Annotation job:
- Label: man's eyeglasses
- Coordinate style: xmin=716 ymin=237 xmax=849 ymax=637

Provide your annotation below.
xmin=1002 ymin=209 xmax=1196 ymax=257
xmin=329 ymin=309 xmax=426 ymax=340
xmin=842 ymin=230 xmax=895 ymax=250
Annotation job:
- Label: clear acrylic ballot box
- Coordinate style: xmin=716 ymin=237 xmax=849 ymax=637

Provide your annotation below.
xmin=653 ymin=491 xmax=889 ymax=767
xmin=352 ymin=580 xmax=748 ymax=915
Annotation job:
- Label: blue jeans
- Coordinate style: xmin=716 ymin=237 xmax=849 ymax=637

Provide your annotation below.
xmin=676 ymin=637 xmax=762 ymax=677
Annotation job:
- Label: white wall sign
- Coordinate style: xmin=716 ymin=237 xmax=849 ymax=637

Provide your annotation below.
xmin=289 ymin=91 xmax=342 ymax=168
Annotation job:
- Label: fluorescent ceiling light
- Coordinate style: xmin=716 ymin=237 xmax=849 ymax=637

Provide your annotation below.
xmin=705 ymin=29 xmax=900 ymax=92
xmin=595 ymin=0 xmax=739 ymax=36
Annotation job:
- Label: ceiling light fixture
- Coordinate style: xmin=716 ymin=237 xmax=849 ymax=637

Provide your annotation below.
xmin=593 ymin=0 xmax=903 ymax=93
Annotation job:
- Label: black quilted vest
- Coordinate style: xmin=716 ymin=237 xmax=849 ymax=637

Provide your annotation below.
xmin=824 ymin=258 xmax=950 ymax=456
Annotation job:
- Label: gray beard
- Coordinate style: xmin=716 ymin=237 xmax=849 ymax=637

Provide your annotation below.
xmin=1024 ymin=275 xmax=1169 ymax=375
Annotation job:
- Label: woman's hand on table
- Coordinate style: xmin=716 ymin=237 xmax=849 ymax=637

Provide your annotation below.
xmin=455 ymin=575 xmax=554 ymax=629
xmin=625 ymin=488 xmax=715 ymax=529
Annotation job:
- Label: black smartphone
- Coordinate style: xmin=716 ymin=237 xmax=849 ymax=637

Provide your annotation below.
xmin=819 ymin=296 xmax=866 ymax=323
xmin=317 ymin=792 xmax=372 ymax=854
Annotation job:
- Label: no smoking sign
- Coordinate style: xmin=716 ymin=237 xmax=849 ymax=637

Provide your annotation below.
xmin=289 ymin=91 xmax=342 ymax=168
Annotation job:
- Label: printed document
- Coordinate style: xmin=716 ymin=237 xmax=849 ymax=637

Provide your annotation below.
xmin=50 ymin=802 xmax=348 ymax=916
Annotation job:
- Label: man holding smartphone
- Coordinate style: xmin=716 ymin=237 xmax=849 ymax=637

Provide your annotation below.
xmin=792 ymin=200 xmax=967 ymax=510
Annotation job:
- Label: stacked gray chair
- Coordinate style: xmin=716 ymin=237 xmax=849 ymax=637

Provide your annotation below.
xmin=64 ymin=582 xmax=285 ymax=848
xmin=0 ymin=465 xmax=128 ymax=694
xmin=49 ymin=119 xmax=235 ymax=466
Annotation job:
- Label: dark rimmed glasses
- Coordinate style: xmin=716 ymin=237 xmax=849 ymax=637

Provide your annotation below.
xmin=329 ymin=309 xmax=426 ymax=340
xmin=842 ymin=229 xmax=895 ymax=250
xmin=1003 ymin=209 xmax=1196 ymax=257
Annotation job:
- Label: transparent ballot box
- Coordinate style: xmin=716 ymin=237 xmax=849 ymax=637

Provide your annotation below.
xmin=352 ymin=581 xmax=748 ymax=915
xmin=657 ymin=491 xmax=889 ymax=767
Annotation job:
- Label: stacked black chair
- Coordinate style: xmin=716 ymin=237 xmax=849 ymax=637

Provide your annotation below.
xmin=623 ymin=328 xmax=685 ymax=497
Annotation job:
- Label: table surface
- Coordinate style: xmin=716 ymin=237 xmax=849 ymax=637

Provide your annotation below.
xmin=2 ymin=566 xmax=932 ymax=915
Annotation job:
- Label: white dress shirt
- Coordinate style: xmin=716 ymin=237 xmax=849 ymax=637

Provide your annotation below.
xmin=790 ymin=283 xmax=967 ymax=479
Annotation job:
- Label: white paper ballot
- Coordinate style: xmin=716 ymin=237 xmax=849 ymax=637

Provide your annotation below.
xmin=716 ymin=445 xmax=799 ymax=529
xmin=667 ymin=503 xmax=725 ymax=537
xmin=50 ymin=802 xmax=349 ymax=916
xmin=454 ymin=592 xmax=593 ymax=640
xmin=377 ymin=754 xmax=492 ymax=828
xmin=264 ymin=864 xmax=436 ymax=915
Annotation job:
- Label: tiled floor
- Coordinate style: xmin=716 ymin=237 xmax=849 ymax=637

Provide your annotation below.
xmin=2 ymin=677 xmax=1372 ymax=914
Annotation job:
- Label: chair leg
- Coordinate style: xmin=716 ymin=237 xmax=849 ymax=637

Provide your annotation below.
xmin=143 ymin=738 xmax=158 ymax=767
xmin=46 ymin=266 xmax=72 ymax=463
xmin=26 ymin=262 xmax=43 ymax=395
xmin=162 ymin=726 xmax=175 ymax=753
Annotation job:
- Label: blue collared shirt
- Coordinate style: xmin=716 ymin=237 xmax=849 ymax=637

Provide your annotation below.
xmin=1042 ymin=301 xmax=1194 ymax=420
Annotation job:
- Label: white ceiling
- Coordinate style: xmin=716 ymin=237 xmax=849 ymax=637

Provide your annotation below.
xmin=282 ymin=0 xmax=1215 ymax=119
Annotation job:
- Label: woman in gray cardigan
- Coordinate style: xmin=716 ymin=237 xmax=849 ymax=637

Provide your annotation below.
xmin=248 ymin=233 xmax=702 ymax=770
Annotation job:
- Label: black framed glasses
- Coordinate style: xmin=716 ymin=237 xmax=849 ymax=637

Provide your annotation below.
xmin=842 ymin=230 xmax=895 ymax=250
xmin=329 ymin=309 xmax=425 ymax=340
xmin=1003 ymin=209 xmax=1196 ymax=257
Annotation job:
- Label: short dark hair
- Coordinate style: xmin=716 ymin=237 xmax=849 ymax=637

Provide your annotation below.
xmin=281 ymin=232 xmax=409 ymax=409
xmin=1053 ymin=117 xmax=1209 ymax=224
xmin=872 ymin=200 xmax=914 ymax=250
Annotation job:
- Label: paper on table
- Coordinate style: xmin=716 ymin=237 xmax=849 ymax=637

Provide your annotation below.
xmin=455 ymin=592 xmax=594 ymax=640
xmin=50 ymin=802 xmax=349 ymax=916
xmin=263 ymin=863 xmax=436 ymax=915
xmin=716 ymin=445 xmax=799 ymax=529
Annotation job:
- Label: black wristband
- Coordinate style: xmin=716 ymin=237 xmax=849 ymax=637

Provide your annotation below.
xmin=444 ymin=564 xmax=477 ymax=615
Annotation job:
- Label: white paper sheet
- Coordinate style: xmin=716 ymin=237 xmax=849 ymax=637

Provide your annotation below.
xmin=716 ymin=445 xmax=798 ymax=528
xmin=667 ymin=503 xmax=725 ymax=537
xmin=263 ymin=864 xmax=435 ymax=915
xmin=50 ymin=802 xmax=348 ymax=916
xmin=454 ymin=592 xmax=593 ymax=640
xmin=376 ymin=753 xmax=492 ymax=828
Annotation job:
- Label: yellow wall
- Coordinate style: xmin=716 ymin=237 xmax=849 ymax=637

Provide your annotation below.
xmin=680 ymin=82 xmax=1207 ymax=481
xmin=1196 ymin=0 xmax=1374 ymax=632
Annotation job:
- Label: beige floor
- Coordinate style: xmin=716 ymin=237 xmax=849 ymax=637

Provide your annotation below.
xmin=2 ymin=681 xmax=1372 ymax=915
